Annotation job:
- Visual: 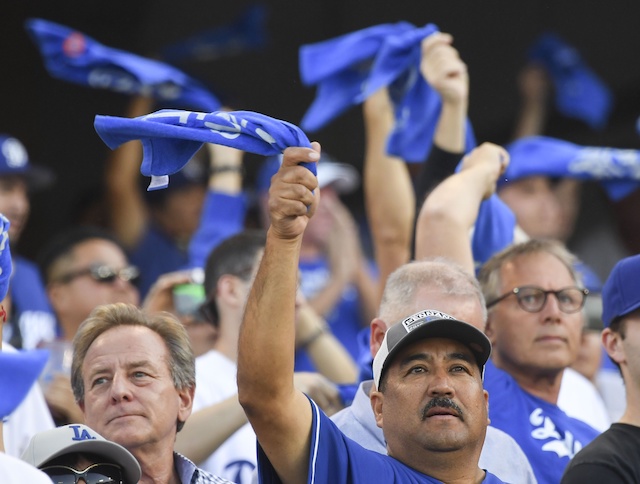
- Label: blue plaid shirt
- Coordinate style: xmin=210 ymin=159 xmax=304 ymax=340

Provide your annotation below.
xmin=175 ymin=452 xmax=234 ymax=484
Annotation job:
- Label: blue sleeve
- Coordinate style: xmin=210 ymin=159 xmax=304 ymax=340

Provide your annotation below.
xmin=187 ymin=191 xmax=247 ymax=269
xmin=256 ymin=397 xmax=435 ymax=484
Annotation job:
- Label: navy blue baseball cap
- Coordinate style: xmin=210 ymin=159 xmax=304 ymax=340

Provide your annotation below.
xmin=602 ymin=254 xmax=640 ymax=328
xmin=0 ymin=135 xmax=55 ymax=190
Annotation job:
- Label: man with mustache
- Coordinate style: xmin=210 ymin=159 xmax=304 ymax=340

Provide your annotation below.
xmin=237 ymin=144 xmax=504 ymax=483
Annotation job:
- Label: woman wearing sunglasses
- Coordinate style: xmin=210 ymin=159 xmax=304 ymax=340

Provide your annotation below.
xmin=20 ymin=424 xmax=140 ymax=484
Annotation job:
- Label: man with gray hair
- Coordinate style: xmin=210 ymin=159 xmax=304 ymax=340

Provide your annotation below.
xmin=71 ymin=302 xmax=232 ymax=484
xmin=332 ymin=258 xmax=537 ymax=483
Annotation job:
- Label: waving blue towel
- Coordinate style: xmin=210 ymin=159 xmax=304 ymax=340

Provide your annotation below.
xmin=161 ymin=4 xmax=267 ymax=63
xmin=300 ymin=22 xmax=475 ymax=162
xmin=26 ymin=18 xmax=221 ymax=111
xmin=529 ymin=33 xmax=613 ymax=130
xmin=505 ymin=136 xmax=640 ymax=201
xmin=94 ymin=109 xmax=316 ymax=189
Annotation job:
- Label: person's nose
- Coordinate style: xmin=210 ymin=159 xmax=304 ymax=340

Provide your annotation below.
xmin=110 ymin=371 xmax=133 ymax=402
xmin=427 ymin=367 xmax=455 ymax=397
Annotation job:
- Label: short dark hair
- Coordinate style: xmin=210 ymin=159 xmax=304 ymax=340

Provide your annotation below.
xmin=202 ymin=230 xmax=266 ymax=325
xmin=37 ymin=226 xmax=127 ymax=285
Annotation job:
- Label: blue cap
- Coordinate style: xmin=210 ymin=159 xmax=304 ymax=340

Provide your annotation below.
xmin=602 ymin=254 xmax=640 ymax=327
xmin=0 ymin=135 xmax=54 ymax=190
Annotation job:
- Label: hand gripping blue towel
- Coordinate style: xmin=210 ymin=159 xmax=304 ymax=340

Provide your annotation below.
xmin=300 ymin=22 xmax=475 ymax=162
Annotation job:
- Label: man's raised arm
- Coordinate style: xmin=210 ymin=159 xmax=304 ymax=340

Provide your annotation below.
xmin=237 ymin=144 xmax=321 ymax=484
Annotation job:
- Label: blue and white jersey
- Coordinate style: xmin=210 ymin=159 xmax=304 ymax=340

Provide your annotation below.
xmin=257 ymin=398 xmax=504 ymax=484
xmin=484 ymin=360 xmax=600 ymax=484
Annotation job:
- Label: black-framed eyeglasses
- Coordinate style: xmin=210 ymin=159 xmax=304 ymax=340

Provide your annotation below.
xmin=486 ymin=286 xmax=589 ymax=314
xmin=56 ymin=264 xmax=140 ymax=286
xmin=41 ymin=463 xmax=123 ymax=484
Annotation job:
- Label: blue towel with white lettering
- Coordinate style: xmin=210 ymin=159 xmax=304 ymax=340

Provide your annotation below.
xmin=299 ymin=22 xmax=475 ymax=162
xmin=94 ymin=109 xmax=315 ymax=189
xmin=26 ymin=18 xmax=220 ymax=111
xmin=504 ymin=136 xmax=640 ymax=201
xmin=529 ymin=33 xmax=613 ymax=130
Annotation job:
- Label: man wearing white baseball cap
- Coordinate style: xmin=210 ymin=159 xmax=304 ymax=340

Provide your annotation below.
xmin=21 ymin=423 xmax=141 ymax=484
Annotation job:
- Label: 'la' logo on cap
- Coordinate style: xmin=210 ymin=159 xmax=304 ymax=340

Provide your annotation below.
xmin=70 ymin=425 xmax=97 ymax=441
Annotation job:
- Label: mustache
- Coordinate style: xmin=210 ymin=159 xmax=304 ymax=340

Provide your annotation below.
xmin=421 ymin=397 xmax=464 ymax=422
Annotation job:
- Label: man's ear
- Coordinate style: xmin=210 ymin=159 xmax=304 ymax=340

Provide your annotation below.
xmin=216 ymin=275 xmax=245 ymax=307
xmin=370 ymin=318 xmax=387 ymax=358
xmin=484 ymin=315 xmax=497 ymax=344
xmin=177 ymin=385 xmax=195 ymax=427
xmin=484 ymin=389 xmax=490 ymax=426
xmin=370 ymin=389 xmax=384 ymax=429
xmin=603 ymin=328 xmax=625 ymax=366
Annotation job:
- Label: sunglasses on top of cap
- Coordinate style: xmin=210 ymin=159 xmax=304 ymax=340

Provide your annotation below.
xmin=486 ymin=285 xmax=589 ymax=314
xmin=55 ymin=263 xmax=140 ymax=286
xmin=41 ymin=462 xmax=124 ymax=484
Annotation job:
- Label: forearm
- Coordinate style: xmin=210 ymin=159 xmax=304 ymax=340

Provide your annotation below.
xmin=415 ymin=169 xmax=492 ymax=274
xmin=239 ymin=231 xmax=302 ymax=407
xmin=363 ymin=91 xmax=414 ymax=300
xmin=433 ymin=99 xmax=467 ymax=153
xmin=105 ymin=95 xmax=154 ymax=248
xmin=174 ymin=395 xmax=247 ymax=464
xmin=297 ymin=305 xmax=358 ymax=384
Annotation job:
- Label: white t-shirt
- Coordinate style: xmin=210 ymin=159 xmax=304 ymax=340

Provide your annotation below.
xmin=193 ymin=350 xmax=256 ymax=484
xmin=0 ymin=452 xmax=52 ymax=483
xmin=558 ymin=367 xmax=611 ymax=432
xmin=2 ymin=343 xmax=54 ymax=457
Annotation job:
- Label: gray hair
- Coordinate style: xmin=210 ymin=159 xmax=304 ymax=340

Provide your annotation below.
xmin=379 ymin=258 xmax=487 ymax=325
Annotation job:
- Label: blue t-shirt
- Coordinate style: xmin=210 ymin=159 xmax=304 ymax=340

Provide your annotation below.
xmin=131 ymin=191 xmax=249 ymax=298
xmin=257 ymin=398 xmax=504 ymax=484
xmin=484 ymin=360 xmax=600 ymax=484
xmin=4 ymin=256 xmax=57 ymax=349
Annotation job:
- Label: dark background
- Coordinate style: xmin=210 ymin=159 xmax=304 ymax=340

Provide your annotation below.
xmin=3 ymin=1 xmax=640 ymax=278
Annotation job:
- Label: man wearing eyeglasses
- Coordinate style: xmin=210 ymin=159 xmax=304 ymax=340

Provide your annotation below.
xmin=36 ymin=226 xmax=140 ymax=426
xmin=415 ymin=143 xmax=600 ymax=484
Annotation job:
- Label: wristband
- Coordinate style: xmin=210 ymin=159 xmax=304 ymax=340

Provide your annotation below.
xmin=299 ymin=327 xmax=326 ymax=348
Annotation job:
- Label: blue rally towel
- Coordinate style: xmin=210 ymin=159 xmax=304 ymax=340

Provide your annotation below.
xmin=299 ymin=22 xmax=475 ymax=163
xmin=529 ymin=33 xmax=613 ymax=130
xmin=94 ymin=109 xmax=316 ymax=189
xmin=504 ymin=136 xmax=640 ymax=201
xmin=161 ymin=4 xmax=267 ymax=63
xmin=471 ymin=195 xmax=518 ymax=271
xmin=25 ymin=18 xmax=221 ymax=112
xmin=0 ymin=349 xmax=49 ymax=419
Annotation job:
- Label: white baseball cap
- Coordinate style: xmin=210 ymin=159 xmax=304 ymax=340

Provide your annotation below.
xmin=21 ymin=424 xmax=141 ymax=484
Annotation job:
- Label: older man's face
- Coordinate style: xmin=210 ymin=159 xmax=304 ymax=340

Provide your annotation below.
xmin=372 ymin=337 xmax=489 ymax=459
xmin=486 ymin=252 xmax=583 ymax=380
xmin=79 ymin=325 xmax=193 ymax=454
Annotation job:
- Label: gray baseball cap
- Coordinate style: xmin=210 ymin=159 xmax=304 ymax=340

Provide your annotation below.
xmin=20 ymin=424 xmax=141 ymax=484
xmin=372 ymin=309 xmax=492 ymax=389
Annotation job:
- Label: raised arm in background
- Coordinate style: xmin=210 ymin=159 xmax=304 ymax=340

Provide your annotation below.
xmin=415 ymin=143 xmax=509 ymax=274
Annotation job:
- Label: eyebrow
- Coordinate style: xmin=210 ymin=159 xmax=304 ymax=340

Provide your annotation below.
xmin=397 ymin=351 xmax=475 ymax=368
xmin=86 ymin=359 xmax=156 ymax=379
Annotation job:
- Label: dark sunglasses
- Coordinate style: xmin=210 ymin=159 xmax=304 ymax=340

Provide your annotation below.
xmin=486 ymin=285 xmax=589 ymax=314
xmin=41 ymin=463 xmax=123 ymax=484
xmin=56 ymin=264 xmax=140 ymax=285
